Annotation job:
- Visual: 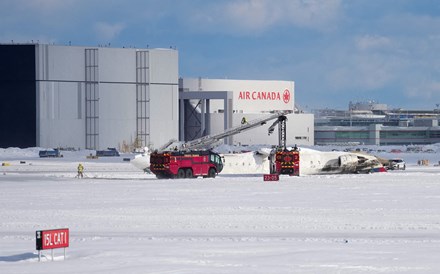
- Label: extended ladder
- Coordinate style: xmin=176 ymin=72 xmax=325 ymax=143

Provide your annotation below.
xmin=267 ymin=115 xmax=288 ymax=150
xmin=163 ymin=110 xmax=292 ymax=152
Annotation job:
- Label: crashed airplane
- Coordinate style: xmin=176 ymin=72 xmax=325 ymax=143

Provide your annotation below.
xmin=131 ymin=111 xmax=386 ymax=176
xmin=221 ymin=147 xmax=386 ymax=176
xmin=131 ymin=146 xmax=386 ymax=176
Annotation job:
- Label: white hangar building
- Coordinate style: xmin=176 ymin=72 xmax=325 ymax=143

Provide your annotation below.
xmin=0 ymin=44 xmax=313 ymax=150
xmin=179 ymin=78 xmax=314 ymax=147
xmin=0 ymin=44 xmax=179 ymax=150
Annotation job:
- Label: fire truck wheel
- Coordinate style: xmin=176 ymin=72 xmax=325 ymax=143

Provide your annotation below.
xmin=185 ymin=169 xmax=194 ymax=178
xmin=177 ymin=169 xmax=185 ymax=179
xmin=208 ymin=168 xmax=216 ymax=178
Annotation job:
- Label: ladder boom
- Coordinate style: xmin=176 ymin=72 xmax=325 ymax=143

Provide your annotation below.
xmin=180 ymin=110 xmax=292 ymax=151
xmin=267 ymin=115 xmax=288 ymax=150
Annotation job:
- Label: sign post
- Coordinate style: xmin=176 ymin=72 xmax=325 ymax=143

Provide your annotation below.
xmin=36 ymin=228 xmax=69 ymax=262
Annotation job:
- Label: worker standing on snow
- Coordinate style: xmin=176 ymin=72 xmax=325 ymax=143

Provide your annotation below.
xmin=241 ymin=117 xmax=248 ymax=125
xmin=77 ymin=163 xmax=84 ymax=178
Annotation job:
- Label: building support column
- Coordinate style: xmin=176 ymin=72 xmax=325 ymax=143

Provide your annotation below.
xmin=201 ymin=99 xmax=206 ymax=137
xmin=179 ymin=91 xmax=233 ymax=144
xmin=369 ymin=124 xmax=381 ymax=145
xmin=179 ymin=98 xmax=185 ymax=141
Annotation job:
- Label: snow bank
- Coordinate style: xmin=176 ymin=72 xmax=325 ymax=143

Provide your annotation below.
xmin=1 ymin=156 xmax=440 ymax=273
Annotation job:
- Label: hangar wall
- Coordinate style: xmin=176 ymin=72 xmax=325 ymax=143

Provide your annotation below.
xmin=35 ymin=44 xmax=178 ymax=150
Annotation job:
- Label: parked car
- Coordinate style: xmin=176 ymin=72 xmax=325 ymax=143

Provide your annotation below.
xmin=389 ymin=158 xmax=406 ymax=170
xmin=96 ymin=147 xmax=120 ymax=157
xmin=39 ymin=148 xmax=62 ymax=158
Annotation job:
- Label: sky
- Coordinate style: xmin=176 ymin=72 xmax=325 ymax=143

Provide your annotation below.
xmin=1 ymin=0 xmax=440 ymax=111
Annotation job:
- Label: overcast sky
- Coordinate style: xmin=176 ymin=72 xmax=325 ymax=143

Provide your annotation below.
xmin=2 ymin=0 xmax=440 ymax=110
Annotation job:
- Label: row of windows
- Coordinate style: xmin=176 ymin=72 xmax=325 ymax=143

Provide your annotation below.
xmin=380 ymin=131 xmax=427 ymax=138
xmin=336 ymin=132 xmax=369 ymax=139
xmin=315 ymin=129 xmax=440 ymax=144
xmin=317 ymin=130 xmax=440 ymax=138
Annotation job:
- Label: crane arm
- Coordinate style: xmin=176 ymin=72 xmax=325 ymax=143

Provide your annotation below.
xmin=161 ymin=110 xmax=292 ymax=152
xmin=267 ymin=115 xmax=288 ymax=150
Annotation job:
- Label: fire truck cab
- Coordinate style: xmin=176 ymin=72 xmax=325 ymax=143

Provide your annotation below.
xmin=150 ymin=150 xmax=223 ymax=179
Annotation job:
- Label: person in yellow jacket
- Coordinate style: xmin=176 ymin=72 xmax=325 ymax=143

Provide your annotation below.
xmin=77 ymin=163 xmax=84 ymax=178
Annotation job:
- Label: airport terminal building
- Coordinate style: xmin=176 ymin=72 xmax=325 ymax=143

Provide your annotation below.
xmin=314 ymin=101 xmax=440 ymax=145
xmin=0 ymin=44 xmax=313 ymax=150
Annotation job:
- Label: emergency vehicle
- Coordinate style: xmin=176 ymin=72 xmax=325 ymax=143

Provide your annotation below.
xmin=150 ymin=150 xmax=223 ymax=179
xmin=148 ymin=110 xmax=293 ymax=179
xmin=268 ymin=148 xmax=300 ymax=175
xmin=267 ymin=115 xmax=300 ymax=176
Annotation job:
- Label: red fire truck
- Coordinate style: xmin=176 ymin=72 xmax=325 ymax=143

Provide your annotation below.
xmin=267 ymin=115 xmax=300 ymax=176
xmin=150 ymin=150 xmax=224 ymax=179
xmin=268 ymin=149 xmax=300 ymax=175
xmin=147 ymin=111 xmax=294 ymax=180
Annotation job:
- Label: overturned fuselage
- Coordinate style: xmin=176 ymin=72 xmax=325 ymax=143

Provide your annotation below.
xmin=131 ymin=147 xmax=386 ymax=176
xmin=220 ymin=148 xmax=385 ymax=175
xmin=297 ymin=148 xmax=385 ymax=175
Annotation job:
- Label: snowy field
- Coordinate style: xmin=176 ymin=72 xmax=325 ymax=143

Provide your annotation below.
xmin=1 ymin=147 xmax=440 ymax=273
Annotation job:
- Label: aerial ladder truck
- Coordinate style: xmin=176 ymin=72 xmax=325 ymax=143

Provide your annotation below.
xmin=266 ymin=114 xmax=300 ymax=179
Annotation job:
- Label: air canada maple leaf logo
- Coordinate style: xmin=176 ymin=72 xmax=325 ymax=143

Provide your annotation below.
xmin=283 ymin=89 xmax=290 ymax=104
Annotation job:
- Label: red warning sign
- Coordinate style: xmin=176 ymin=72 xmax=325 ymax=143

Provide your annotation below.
xmin=36 ymin=228 xmax=69 ymax=250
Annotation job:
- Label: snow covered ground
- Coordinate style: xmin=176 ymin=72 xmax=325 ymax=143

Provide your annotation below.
xmin=1 ymin=146 xmax=440 ymax=273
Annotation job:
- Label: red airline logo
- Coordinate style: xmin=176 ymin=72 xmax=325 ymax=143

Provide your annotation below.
xmin=283 ymin=89 xmax=290 ymax=104
xmin=238 ymin=89 xmax=291 ymax=104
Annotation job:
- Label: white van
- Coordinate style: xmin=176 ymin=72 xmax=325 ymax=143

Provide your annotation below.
xmin=389 ymin=158 xmax=406 ymax=170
